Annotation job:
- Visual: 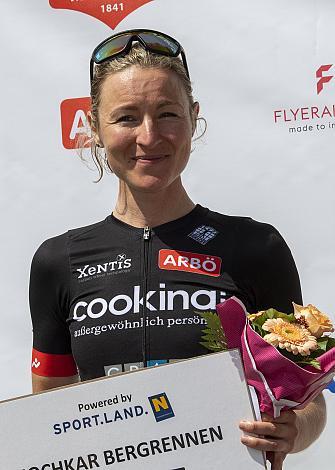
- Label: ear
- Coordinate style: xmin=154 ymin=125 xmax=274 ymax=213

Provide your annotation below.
xmin=191 ymin=102 xmax=200 ymax=136
xmin=88 ymin=111 xmax=103 ymax=147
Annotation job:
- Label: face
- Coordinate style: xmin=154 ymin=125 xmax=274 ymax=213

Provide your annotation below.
xmin=94 ymin=66 xmax=198 ymax=193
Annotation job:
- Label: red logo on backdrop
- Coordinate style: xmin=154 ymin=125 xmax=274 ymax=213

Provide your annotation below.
xmin=49 ymin=0 xmax=153 ymax=29
xmin=316 ymin=64 xmax=333 ymax=94
xmin=158 ymin=250 xmax=222 ymax=277
xmin=60 ymin=97 xmax=91 ymax=149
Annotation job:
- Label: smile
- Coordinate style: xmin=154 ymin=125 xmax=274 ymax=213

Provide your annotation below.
xmin=133 ymin=155 xmax=168 ymax=163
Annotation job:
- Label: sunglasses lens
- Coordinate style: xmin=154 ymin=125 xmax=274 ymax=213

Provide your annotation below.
xmin=94 ymin=35 xmax=129 ymax=63
xmin=139 ymin=32 xmax=179 ymax=55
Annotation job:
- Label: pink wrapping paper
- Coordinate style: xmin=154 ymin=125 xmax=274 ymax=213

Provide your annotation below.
xmin=216 ymin=297 xmax=335 ymax=417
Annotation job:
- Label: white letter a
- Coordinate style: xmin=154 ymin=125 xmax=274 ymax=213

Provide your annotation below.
xmin=70 ymin=110 xmax=88 ymax=140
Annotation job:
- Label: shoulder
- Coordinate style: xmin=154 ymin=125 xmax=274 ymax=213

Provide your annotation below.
xmin=204 ymin=206 xmax=282 ymax=243
xmin=201 ymin=207 xmax=302 ymax=312
xmin=32 ymin=232 xmax=68 ymax=272
xmin=202 ymin=206 xmax=292 ymax=261
xmin=68 ymin=218 xmax=108 ymax=240
xmin=31 ymin=218 xmax=108 ymax=272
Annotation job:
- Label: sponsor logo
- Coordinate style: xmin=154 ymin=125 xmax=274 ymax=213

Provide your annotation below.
xmin=159 ymin=250 xmax=221 ymax=277
xmin=104 ymin=364 xmax=123 ymax=376
xmin=50 ymin=0 xmax=154 ymax=30
xmin=104 ymin=360 xmax=168 ymax=376
xmin=327 ymin=379 xmax=335 ymax=393
xmin=316 ymin=64 xmax=333 ymax=94
xmin=76 ymin=254 xmax=132 ymax=281
xmin=146 ymin=360 xmax=167 ymax=367
xmin=31 ymin=358 xmax=41 ymax=369
xmin=273 ymin=105 xmax=335 ymax=124
xmin=273 ymin=64 xmax=335 ymax=135
xmin=73 ymin=284 xmax=227 ymax=321
xmin=60 ymin=97 xmax=91 ymax=149
xmin=148 ymin=392 xmax=175 ymax=422
xmin=188 ymin=225 xmax=219 ymax=245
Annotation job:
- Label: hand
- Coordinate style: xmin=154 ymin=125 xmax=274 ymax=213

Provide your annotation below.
xmin=239 ymin=411 xmax=299 ymax=470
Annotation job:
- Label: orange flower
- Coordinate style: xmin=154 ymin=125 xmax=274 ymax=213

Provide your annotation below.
xmin=248 ymin=311 xmax=266 ymax=322
xmin=293 ymin=303 xmax=334 ymax=338
xmin=262 ymin=318 xmax=318 ymax=356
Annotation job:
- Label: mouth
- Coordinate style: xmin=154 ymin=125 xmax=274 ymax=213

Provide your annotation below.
xmin=132 ymin=155 xmax=168 ymax=163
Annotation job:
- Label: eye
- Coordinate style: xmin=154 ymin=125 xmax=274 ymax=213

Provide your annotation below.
xmin=115 ymin=115 xmax=136 ymax=123
xmin=159 ymin=112 xmax=178 ymax=118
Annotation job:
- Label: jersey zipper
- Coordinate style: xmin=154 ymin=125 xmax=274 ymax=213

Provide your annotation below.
xmin=142 ymin=226 xmax=151 ymax=367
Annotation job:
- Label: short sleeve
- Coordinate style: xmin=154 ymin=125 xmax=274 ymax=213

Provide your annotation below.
xmin=29 ymin=234 xmax=77 ymax=376
xmin=235 ymin=220 xmax=303 ymax=314
xmin=251 ymin=224 xmax=303 ymax=313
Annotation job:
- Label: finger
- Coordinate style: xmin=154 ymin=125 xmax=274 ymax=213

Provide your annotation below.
xmin=267 ymin=451 xmax=274 ymax=465
xmin=271 ymin=451 xmax=285 ymax=470
xmin=267 ymin=451 xmax=287 ymax=467
xmin=239 ymin=420 xmax=287 ymax=438
xmin=240 ymin=434 xmax=285 ymax=452
xmin=262 ymin=410 xmax=296 ymax=425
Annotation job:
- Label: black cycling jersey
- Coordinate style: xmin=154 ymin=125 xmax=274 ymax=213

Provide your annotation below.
xmin=29 ymin=204 xmax=302 ymax=381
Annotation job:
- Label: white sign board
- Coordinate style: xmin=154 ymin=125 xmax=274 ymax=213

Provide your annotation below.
xmin=0 ymin=351 xmax=266 ymax=469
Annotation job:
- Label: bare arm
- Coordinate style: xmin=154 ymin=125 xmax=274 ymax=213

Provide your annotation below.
xmin=239 ymin=393 xmax=327 ymax=470
xmin=32 ymin=372 xmax=79 ymax=393
xmin=291 ymin=393 xmax=326 ymax=453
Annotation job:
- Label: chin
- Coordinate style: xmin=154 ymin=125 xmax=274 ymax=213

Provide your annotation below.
xmin=128 ymin=175 xmax=174 ymax=193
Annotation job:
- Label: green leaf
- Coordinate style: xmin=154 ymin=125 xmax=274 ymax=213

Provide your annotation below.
xmin=295 ymin=358 xmax=321 ymax=370
xmin=325 ymin=336 xmax=335 ymax=351
xmin=197 ymin=311 xmax=227 ymax=352
xmin=265 ymin=345 xmax=323 ymax=369
xmin=316 ymin=336 xmax=335 ymax=352
xmin=251 ymin=323 xmax=264 ymax=336
xmin=199 ymin=341 xmax=224 ymax=352
xmin=317 ymin=338 xmax=328 ymax=352
xmin=248 ymin=309 xmax=295 ymax=336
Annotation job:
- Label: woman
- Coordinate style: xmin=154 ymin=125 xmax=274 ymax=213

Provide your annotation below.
xmin=29 ymin=29 xmax=326 ymax=469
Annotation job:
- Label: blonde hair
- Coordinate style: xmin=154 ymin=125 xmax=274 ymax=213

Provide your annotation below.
xmin=82 ymin=43 xmax=204 ymax=182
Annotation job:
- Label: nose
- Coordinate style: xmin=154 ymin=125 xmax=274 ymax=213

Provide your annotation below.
xmin=135 ymin=117 xmax=162 ymax=148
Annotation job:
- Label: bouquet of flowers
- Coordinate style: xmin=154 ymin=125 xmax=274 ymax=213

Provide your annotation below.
xmin=200 ymin=297 xmax=335 ymax=417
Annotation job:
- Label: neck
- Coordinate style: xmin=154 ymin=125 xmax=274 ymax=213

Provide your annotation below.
xmin=113 ymin=179 xmax=195 ymax=228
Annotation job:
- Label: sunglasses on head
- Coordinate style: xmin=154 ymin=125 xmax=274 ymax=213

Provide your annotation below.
xmin=90 ymin=29 xmax=190 ymax=85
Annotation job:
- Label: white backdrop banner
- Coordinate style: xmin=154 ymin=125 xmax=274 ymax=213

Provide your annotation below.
xmin=1 ymin=1 xmax=334 ymax=468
